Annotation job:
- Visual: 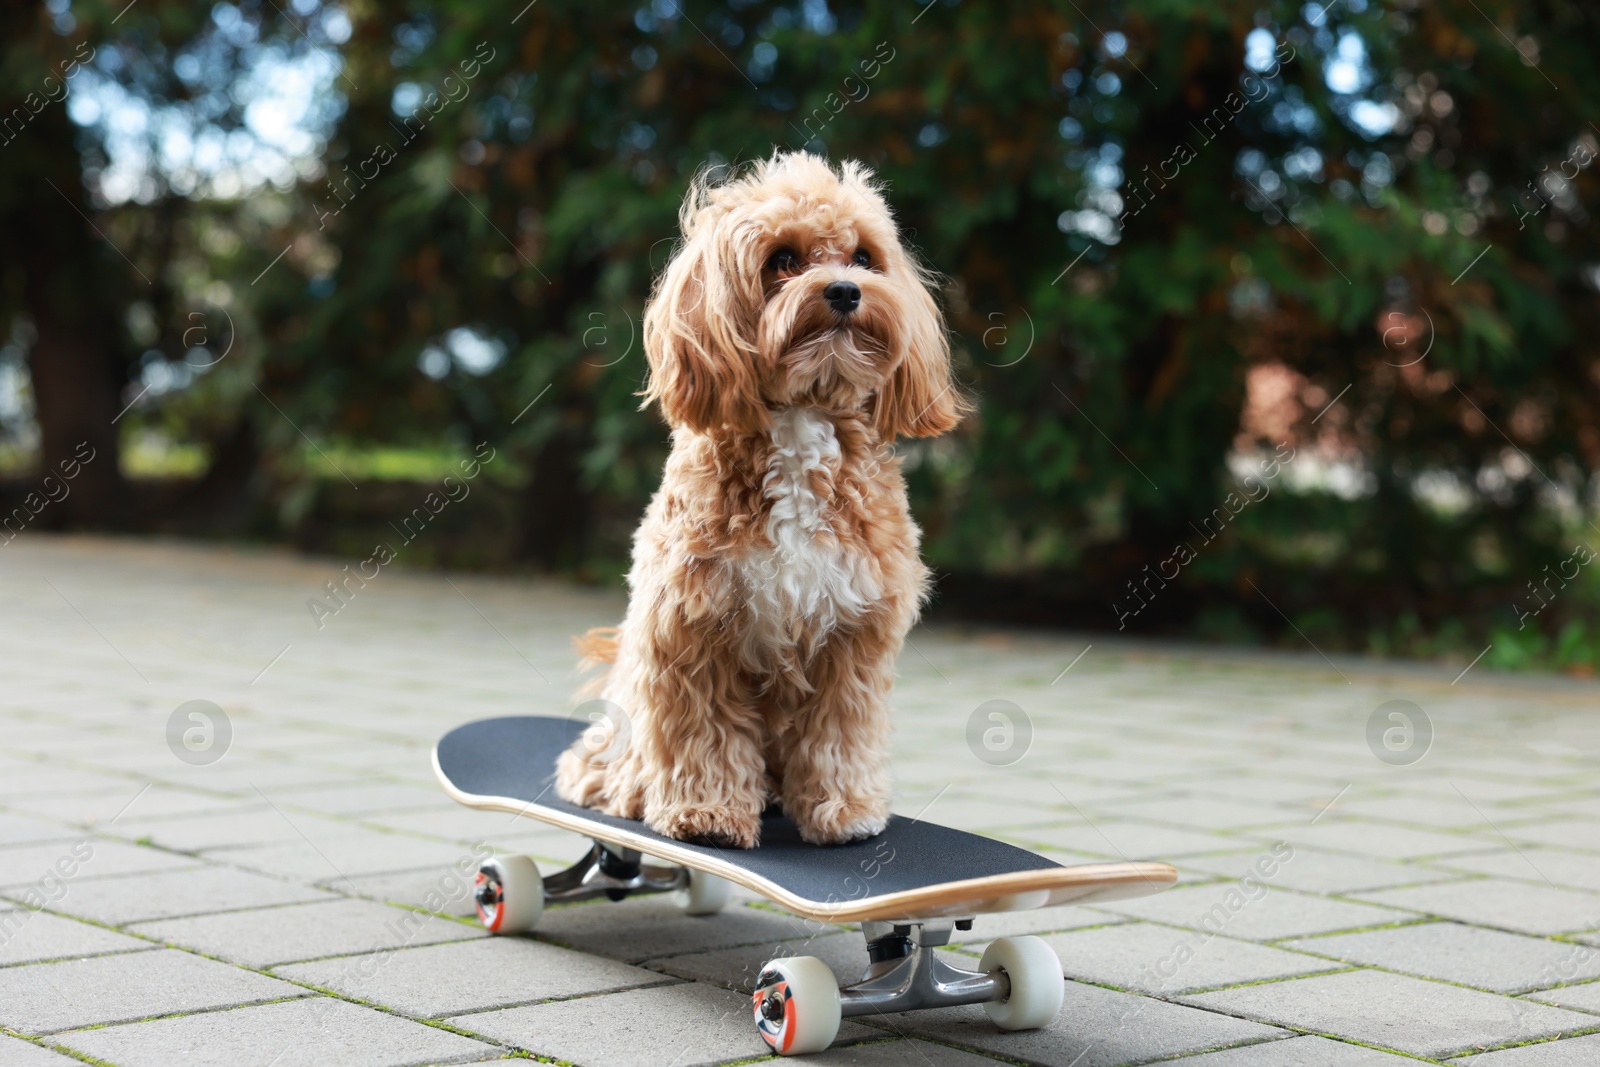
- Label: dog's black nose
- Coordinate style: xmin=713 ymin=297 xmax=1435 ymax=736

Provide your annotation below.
xmin=824 ymin=281 xmax=861 ymax=315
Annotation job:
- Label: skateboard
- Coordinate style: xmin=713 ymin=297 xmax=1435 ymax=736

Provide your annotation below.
xmin=434 ymin=715 xmax=1177 ymax=1055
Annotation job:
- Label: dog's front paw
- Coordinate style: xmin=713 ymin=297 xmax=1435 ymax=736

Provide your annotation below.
xmin=650 ymin=804 xmax=763 ymax=849
xmin=792 ymin=796 xmax=889 ymax=846
xmin=554 ymin=748 xmax=607 ymax=808
xmin=555 ymin=747 xmax=646 ymax=820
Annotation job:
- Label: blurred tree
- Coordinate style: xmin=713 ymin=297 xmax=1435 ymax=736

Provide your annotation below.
xmin=5 ymin=0 xmax=1599 ymax=658
xmin=0 ymin=4 xmax=129 ymax=523
xmin=268 ymin=0 xmax=1598 ymax=637
xmin=0 ymin=0 xmax=341 ymax=526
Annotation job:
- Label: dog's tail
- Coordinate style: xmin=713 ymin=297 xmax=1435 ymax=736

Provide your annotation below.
xmin=573 ymin=626 xmax=620 ymax=700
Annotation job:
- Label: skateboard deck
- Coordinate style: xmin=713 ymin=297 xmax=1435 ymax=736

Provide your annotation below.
xmin=434 ymin=716 xmax=1177 ymax=923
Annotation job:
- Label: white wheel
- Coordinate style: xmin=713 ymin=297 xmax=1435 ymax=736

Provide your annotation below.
xmin=475 ymin=855 xmax=543 ymax=934
xmin=674 ymin=868 xmax=731 ymax=915
xmin=752 ymin=955 xmax=841 ymax=1056
xmin=980 ymin=936 xmax=1064 ymax=1031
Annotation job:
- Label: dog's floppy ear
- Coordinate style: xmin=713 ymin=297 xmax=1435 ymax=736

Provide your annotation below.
xmin=873 ymin=266 xmax=967 ymax=440
xmin=641 ymin=197 xmax=768 ymax=435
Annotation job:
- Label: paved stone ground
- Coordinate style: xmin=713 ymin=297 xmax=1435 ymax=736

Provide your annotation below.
xmin=3 ymin=535 xmax=1600 ymax=1066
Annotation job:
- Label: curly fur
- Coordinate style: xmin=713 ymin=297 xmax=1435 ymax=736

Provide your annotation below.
xmin=556 ymin=152 xmax=967 ymax=847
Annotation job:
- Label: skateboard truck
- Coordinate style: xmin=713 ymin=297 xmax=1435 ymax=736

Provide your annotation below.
xmin=751 ymin=917 xmax=1062 ymax=1055
xmin=540 ymin=842 xmax=686 ymax=904
xmin=837 ymin=919 xmax=1006 ymax=1016
xmin=472 ymin=838 xmax=733 ymax=935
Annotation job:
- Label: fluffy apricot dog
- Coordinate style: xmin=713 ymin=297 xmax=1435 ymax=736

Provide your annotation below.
xmin=555 ymin=152 xmax=965 ymax=848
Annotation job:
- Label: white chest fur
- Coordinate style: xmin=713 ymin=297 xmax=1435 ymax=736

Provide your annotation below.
xmin=736 ymin=408 xmax=880 ymax=648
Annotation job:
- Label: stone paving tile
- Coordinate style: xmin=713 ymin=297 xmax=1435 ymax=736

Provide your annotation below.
xmin=1186 ymin=775 xmax=1352 ymax=809
xmin=1087 ymin=794 xmax=1303 ymax=830
xmin=1168 ymin=1035 xmax=1419 ymax=1064
xmin=1247 ymin=819 xmax=1503 ymax=861
xmin=0 ymin=837 xmax=198 ymax=888
xmin=22 ymin=864 xmax=335 ymax=926
xmin=799 ymin=1037 xmax=1007 ymax=1065
xmin=53 ymin=996 xmax=500 ymax=1067
xmin=358 ymin=807 xmax=577 ymax=848
xmin=214 ymin=828 xmax=476 ymax=882
xmin=1030 ymin=922 xmax=1343 ymax=994
xmin=277 ymin=934 xmax=669 ymax=1017
xmin=1409 ymin=779 xmax=1585 ymax=804
xmin=900 ymin=797 xmax=1084 ymax=834
xmin=1282 ymin=923 xmax=1600 ymax=994
xmin=1182 ymin=969 xmax=1598 ymax=1058
xmin=5 ymin=786 xmax=254 ymax=826
xmin=275 ymin=781 xmax=457 ymax=817
xmin=1524 ymin=980 xmax=1600 ymax=1014
xmin=131 ymin=898 xmax=481 ymax=968
xmin=11 ymin=538 xmax=1600 ymax=1066
xmin=333 ymin=866 xmax=483 ymax=918
xmin=1450 ymin=1034 xmax=1600 ymax=1065
xmin=1011 ymin=820 xmax=1248 ymax=861
xmin=1438 ymin=848 xmax=1600 ymax=892
xmin=0 ymin=908 xmax=153 ymax=966
xmin=105 ymin=806 xmax=357 ymax=852
xmin=1516 ymin=796 xmax=1600 ymax=819
xmin=291 ymin=744 xmax=433 ymax=775
xmin=1355 ymin=879 xmax=1600 ymax=938
xmin=446 ymin=981 xmax=876 ymax=1066
xmin=1500 ymin=819 xmax=1600 ymax=853
xmin=0 ymin=812 xmax=77 ymax=848
xmin=167 ymin=758 xmax=362 ymax=794
xmin=0 ymin=764 xmax=146 ymax=798
xmin=902 ymin=980 xmax=1288 ymax=1067
xmin=1332 ymin=794 xmax=1542 ymax=831
xmin=0 ymin=947 xmax=308 ymax=1034
xmin=1181 ymin=846 xmax=1457 ymax=894
xmin=0 ymin=1035 xmax=83 ymax=1065
xmin=1093 ymin=881 xmax=1417 ymax=941
xmin=950 ymin=774 xmax=1152 ymax=807
xmin=50 ymin=742 xmax=203 ymax=778
xmin=536 ymin=896 xmax=846 ymax=963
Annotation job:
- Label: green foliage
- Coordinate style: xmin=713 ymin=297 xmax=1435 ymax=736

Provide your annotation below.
xmin=5 ymin=0 xmax=1600 ymax=665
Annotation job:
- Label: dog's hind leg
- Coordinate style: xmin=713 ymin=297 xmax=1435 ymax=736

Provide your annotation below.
xmin=558 ymin=601 xmax=768 ymax=847
xmin=554 ymin=626 xmax=628 ymax=809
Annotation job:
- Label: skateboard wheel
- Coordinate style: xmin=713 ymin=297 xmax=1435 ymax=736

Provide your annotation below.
xmin=475 ymin=855 xmax=543 ymax=934
xmin=752 ymin=955 xmax=840 ymax=1056
xmin=674 ymin=868 xmax=731 ymax=916
xmin=979 ymin=936 xmax=1064 ymax=1031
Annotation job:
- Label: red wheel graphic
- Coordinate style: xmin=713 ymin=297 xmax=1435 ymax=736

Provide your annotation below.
xmin=751 ymin=956 xmax=839 ymax=1055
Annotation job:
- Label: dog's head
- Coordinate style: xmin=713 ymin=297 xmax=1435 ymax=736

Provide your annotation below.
xmin=642 ymin=152 xmax=965 ymax=441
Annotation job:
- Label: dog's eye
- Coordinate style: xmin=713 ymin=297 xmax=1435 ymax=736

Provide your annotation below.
xmin=851 ymin=248 xmax=872 ymax=269
xmin=767 ymin=248 xmax=800 ymax=273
